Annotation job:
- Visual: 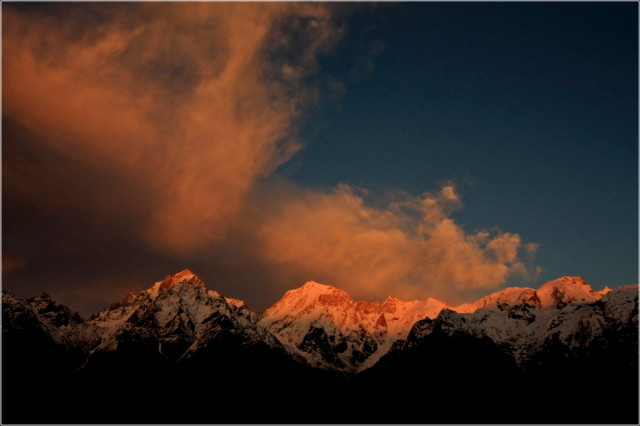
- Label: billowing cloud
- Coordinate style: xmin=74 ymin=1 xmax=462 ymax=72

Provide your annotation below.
xmin=3 ymin=3 xmax=540 ymax=314
xmin=256 ymin=184 xmax=538 ymax=304
xmin=3 ymin=3 xmax=341 ymax=256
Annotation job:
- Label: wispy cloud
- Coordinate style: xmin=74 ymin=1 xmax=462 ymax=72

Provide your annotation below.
xmin=4 ymin=3 xmax=342 ymax=255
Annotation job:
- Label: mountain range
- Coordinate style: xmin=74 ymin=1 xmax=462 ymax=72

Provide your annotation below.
xmin=3 ymin=269 xmax=638 ymax=423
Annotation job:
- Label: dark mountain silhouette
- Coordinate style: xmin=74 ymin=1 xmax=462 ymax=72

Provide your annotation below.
xmin=2 ymin=271 xmax=637 ymax=423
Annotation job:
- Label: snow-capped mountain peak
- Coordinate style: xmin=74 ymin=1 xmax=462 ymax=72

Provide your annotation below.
xmin=224 ymin=297 xmax=247 ymax=310
xmin=160 ymin=268 xmax=204 ymax=288
xmin=3 ymin=274 xmax=637 ymax=424
xmin=454 ymin=287 xmax=539 ymax=313
xmin=264 ymin=281 xmax=353 ymax=316
xmin=258 ymin=275 xmax=622 ymax=372
xmin=302 ymin=280 xmax=332 ymax=290
xmin=4 ymin=271 xmax=630 ymax=377
xmin=453 ymin=276 xmax=610 ymax=313
xmin=260 ymin=281 xmax=451 ymax=372
xmin=382 ymin=295 xmax=402 ymax=306
xmin=299 ymin=280 xmax=351 ymax=300
xmin=536 ymin=276 xmax=601 ymax=308
xmin=81 ymin=269 xmax=284 ymax=362
xmin=143 ymin=268 xmax=206 ymax=298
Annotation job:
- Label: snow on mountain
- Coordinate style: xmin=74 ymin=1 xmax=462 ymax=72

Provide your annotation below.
xmin=2 ymin=291 xmax=91 ymax=349
xmin=85 ymin=270 xmax=211 ymax=345
xmin=597 ymin=284 xmax=637 ymax=325
xmin=225 ymin=297 xmax=247 ymax=309
xmin=224 ymin=296 xmax=262 ymax=323
xmin=399 ymin=277 xmax=637 ymax=365
xmin=453 ymin=287 xmax=540 ymax=313
xmin=259 ymin=281 xmax=450 ymax=372
xmin=4 ymin=272 xmax=635 ymax=424
xmin=86 ymin=269 xmax=281 ymax=361
xmin=535 ymin=276 xmax=607 ymax=308
xmin=381 ymin=295 xmax=450 ymax=337
xmin=258 ymin=276 xmax=620 ymax=372
xmin=3 ymin=271 xmax=632 ymax=375
xmin=452 ymin=276 xmax=611 ymax=314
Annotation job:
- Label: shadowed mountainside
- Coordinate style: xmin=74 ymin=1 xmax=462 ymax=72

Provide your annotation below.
xmin=2 ymin=270 xmax=637 ymax=423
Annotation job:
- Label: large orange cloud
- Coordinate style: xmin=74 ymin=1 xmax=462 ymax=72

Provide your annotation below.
xmin=256 ymin=184 xmax=539 ymax=304
xmin=3 ymin=3 xmax=539 ymax=310
xmin=3 ymin=3 xmax=341 ymax=255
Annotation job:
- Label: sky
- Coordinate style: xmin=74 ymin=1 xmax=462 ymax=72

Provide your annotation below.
xmin=2 ymin=2 xmax=638 ymax=316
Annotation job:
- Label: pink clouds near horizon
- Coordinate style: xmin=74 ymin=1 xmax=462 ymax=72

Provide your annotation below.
xmin=255 ymin=184 xmax=539 ymax=304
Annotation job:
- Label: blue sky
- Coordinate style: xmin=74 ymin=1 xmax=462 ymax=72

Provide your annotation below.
xmin=282 ymin=2 xmax=638 ymax=289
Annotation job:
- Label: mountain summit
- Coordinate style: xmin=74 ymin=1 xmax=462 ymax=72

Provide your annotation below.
xmin=453 ymin=275 xmax=611 ymax=312
xmin=259 ymin=280 xmax=451 ymax=371
xmin=2 ymin=271 xmax=620 ymax=374
xmin=260 ymin=275 xmax=618 ymax=372
xmin=535 ymin=275 xmax=611 ymax=308
xmin=84 ymin=269 xmax=282 ymax=362
xmin=147 ymin=268 xmax=206 ymax=295
xmin=2 ymin=270 xmax=637 ymax=423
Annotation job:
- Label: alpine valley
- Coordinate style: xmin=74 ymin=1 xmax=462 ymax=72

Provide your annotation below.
xmin=2 ymin=270 xmax=638 ymax=423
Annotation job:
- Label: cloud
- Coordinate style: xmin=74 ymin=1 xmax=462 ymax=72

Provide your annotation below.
xmin=3 ymin=3 xmax=342 ymax=256
xmin=256 ymin=184 xmax=538 ymax=304
xmin=2 ymin=3 xmax=540 ymax=313
xmin=2 ymin=255 xmax=30 ymax=274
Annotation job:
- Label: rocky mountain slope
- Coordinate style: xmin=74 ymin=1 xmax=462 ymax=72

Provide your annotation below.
xmin=259 ymin=276 xmax=624 ymax=373
xmin=2 ymin=269 xmax=335 ymax=423
xmin=259 ymin=281 xmax=450 ymax=372
xmin=2 ymin=270 xmax=638 ymax=423
xmin=357 ymin=281 xmax=638 ymax=423
xmin=83 ymin=269 xmax=283 ymax=363
xmin=390 ymin=279 xmax=635 ymax=365
xmin=2 ymin=272 xmax=633 ymax=373
xmin=403 ymin=276 xmax=624 ymax=365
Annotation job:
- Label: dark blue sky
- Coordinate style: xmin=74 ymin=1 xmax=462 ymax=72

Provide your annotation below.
xmin=280 ymin=2 xmax=638 ymax=289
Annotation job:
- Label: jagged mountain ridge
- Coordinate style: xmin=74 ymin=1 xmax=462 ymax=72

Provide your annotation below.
xmin=2 ymin=291 xmax=86 ymax=347
xmin=1 ymin=270 xmax=629 ymax=374
xmin=2 ymin=269 xmax=337 ymax=423
xmin=258 ymin=275 xmax=620 ymax=372
xmin=3 ymin=269 xmax=450 ymax=373
xmin=357 ymin=283 xmax=638 ymax=424
xmin=83 ymin=269 xmax=285 ymax=364
xmin=3 ymin=270 xmax=637 ymax=423
xmin=259 ymin=281 xmax=450 ymax=372
xmin=395 ymin=282 xmax=636 ymax=366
